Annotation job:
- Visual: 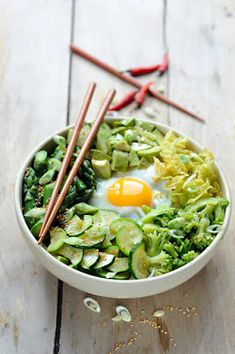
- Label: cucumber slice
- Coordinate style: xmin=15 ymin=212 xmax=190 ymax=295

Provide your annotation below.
xmin=47 ymin=227 xmax=65 ymax=253
xmin=110 ymin=217 xmax=140 ymax=234
xmin=93 ymin=209 xmax=119 ymax=228
xmin=93 ymin=252 xmax=115 ymax=270
xmin=129 ymin=242 xmax=149 ymax=279
xmin=65 ymin=214 xmax=92 ymax=236
xmin=115 ymin=222 xmax=144 ymax=256
xmin=80 ymin=249 xmax=99 ymax=269
xmin=58 ymin=245 xmax=83 ymax=266
xmin=107 ymin=257 xmax=129 ymax=273
xmin=100 ymin=236 xmax=112 ymax=249
xmin=64 ymin=226 xmax=105 ymax=249
xmin=105 ymin=245 xmax=119 ymax=257
xmin=31 ymin=218 xmax=44 ymax=237
xmin=56 ymin=255 xmax=70 ymax=265
xmin=96 ymin=270 xmax=130 ymax=280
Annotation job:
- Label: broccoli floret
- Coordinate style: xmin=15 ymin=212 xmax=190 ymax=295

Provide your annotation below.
xmin=182 ymin=250 xmax=199 ymax=263
xmin=191 ymin=216 xmax=214 ymax=251
xmin=148 ymin=251 xmax=173 ymax=275
xmin=146 ymin=231 xmax=168 ymax=257
xmin=192 ymin=232 xmax=214 ymax=250
xmin=214 ymin=198 xmax=229 ymax=224
xmin=163 ymin=242 xmax=178 ymax=258
xmin=172 ymin=251 xmax=199 ymax=269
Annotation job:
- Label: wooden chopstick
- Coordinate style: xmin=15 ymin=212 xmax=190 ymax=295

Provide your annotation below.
xmin=38 ymin=88 xmax=116 ymax=243
xmin=70 ymin=44 xmax=205 ymax=123
xmin=38 ymin=82 xmax=96 ymax=244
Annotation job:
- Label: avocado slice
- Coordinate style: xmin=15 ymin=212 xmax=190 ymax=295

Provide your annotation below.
xmin=111 ymin=150 xmax=129 ymax=172
xmin=92 ymin=159 xmax=111 ymax=179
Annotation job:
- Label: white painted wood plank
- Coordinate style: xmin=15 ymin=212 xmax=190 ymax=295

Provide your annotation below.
xmin=0 ymin=0 xmax=71 ymax=352
xmin=69 ymin=0 xmax=168 ymax=125
xmin=166 ymin=0 xmax=235 ymax=353
xmin=60 ymin=1 xmax=235 ymax=353
xmin=60 ymin=1 xmax=169 ymax=353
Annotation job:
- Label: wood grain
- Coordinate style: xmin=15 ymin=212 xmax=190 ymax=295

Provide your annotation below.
xmin=0 ymin=0 xmax=235 ymax=353
xmin=60 ymin=1 xmax=235 ymax=354
xmin=0 ymin=0 xmax=71 ymax=352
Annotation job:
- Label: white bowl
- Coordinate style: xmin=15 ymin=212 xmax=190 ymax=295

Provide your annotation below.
xmin=15 ymin=118 xmax=231 ymax=298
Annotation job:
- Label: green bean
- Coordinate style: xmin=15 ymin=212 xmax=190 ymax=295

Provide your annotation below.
xmin=52 ymin=135 xmax=66 ymax=146
xmin=33 ymin=150 xmax=48 ymax=171
xmin=24 ymin=167 xmax=38 ymax=190
xmin=39 ymin=168 xmax=56 ymax=185
xmin=47 ymin=158 xmax=62 ymax=171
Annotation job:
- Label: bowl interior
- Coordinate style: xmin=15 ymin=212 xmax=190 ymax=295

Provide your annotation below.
xmin=15 ymin=117 xmax=232 ymax=291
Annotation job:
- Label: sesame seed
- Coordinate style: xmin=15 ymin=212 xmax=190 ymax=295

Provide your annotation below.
xmin=164 ymin=331 xmax=168 ymax=335
xmin=194 ymin=312 xmax=198 ymax=316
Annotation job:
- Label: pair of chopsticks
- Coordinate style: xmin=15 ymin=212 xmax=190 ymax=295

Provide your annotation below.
xmin=38 ymin=83 xmax=116 ymax=244
xmin=70 ymin=45 xmax=205 ymax=123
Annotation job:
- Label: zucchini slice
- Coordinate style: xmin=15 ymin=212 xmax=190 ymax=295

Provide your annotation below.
xmin=65 ymin=214 xmax=92 ymax=236
xmin=47 ymin=227 xmax=65 ymax=253
xmin=93 ymin=209 xmax=119 ymax=228
xmin=100 ymin=236 xmax=112 ymax=249
xmin=129 ymin=242 xmax=149 ymax=279
xmin=115 ymin=221 xmax=144 ymax=256
xmin=104 ymin=245 xmax=120 ymax=257
xmin=96 ymin=270 xmax=130 ymax=280
xmin=80 ymin=249 xmax=99 ymax=269
xmin=64 ymin=226 xmax=105 ymax=249
xmin=93 ymin=252 xmax=115 ymax=270
xmin=108 ymin=257 xmax=129 ymax=273
xmin=57 ymin=245 xmax=83 ymax=266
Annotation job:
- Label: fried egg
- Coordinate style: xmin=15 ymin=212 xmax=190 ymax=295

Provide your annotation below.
xmin=90 ymin=165 xmax=169 ymax=219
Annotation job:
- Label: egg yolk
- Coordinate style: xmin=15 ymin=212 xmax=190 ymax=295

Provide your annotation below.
xmin=107 ymin=177 xmax=152 ymax=207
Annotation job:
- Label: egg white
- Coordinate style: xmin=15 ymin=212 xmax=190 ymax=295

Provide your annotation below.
xmin=90 ymin=164 xmax=170 ymax=219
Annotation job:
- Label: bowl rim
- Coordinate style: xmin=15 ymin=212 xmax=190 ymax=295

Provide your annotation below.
xmin=15 ymin=117 xmax=232 ymax=285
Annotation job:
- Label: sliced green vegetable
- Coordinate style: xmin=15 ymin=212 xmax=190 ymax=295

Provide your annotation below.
xmin=74 ymin=202 xmax=98 ymax=215
xmin=43 ymin=181 xmax=56 ymax=205
xmin=111 ymin=150 xmax=129 ymax=172
xmin=92 ymin=159 xmax=111 ymax=179
xmin=47 ymin=227 xmax=65 ymax=253
xmin=129 ymin=149 xmax=140 ymax=167
xmin=129 ymin=243 xmax=149 ymax=279
xmin=34 ymin=150 xmax=47 ymax=171
xmin=31 ymin=218 xmax=44 ymax=237
xmin=65 ymin=214 xmax=92 ymax=236
xmin=113 ymin=140 xmax=130 ymax=152
xmin=24 ymin=207 xmax=46 ymax=228
xmin=58 ymin=245 xmax=83 ymax=266
xmin=90 ymin=149 xmax=112 ymax=161
xmin=64 ymin=226 xmax=105 ymax=249
xmin=53 ymin=135 xmax=66 ymax=146
xmin=105 ymin=245 xmax=119 ymax=256
xmin=93 ymin=252 xmax=115 ymax=269
xmin=116 ymin=221 xmax=144 ymax=256
xmin=80 ymin=249 xmax=99 ymax=269
xmin=39 ymin=168 xmax=56 ymax=185
xmin=47 ymin=158 xmax=62 ymax=172
xmin=56 ymin=255 xmax=70 ymax=265
xmin=93 ymin=209 xmax=119 ymax=229
xmin=108 ymin=257 xmax=129 ymax=273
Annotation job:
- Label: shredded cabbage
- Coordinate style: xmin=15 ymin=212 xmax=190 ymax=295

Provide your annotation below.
xmin=153 ymin=131 xmax=222 ymax=207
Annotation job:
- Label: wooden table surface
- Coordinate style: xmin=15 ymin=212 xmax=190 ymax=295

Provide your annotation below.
xmin=0 ymin=1 xmax=234 ymax=353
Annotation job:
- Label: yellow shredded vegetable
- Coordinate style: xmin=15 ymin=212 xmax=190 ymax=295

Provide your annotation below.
xmin=153 ymin=131 xmax=222 ymax=207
